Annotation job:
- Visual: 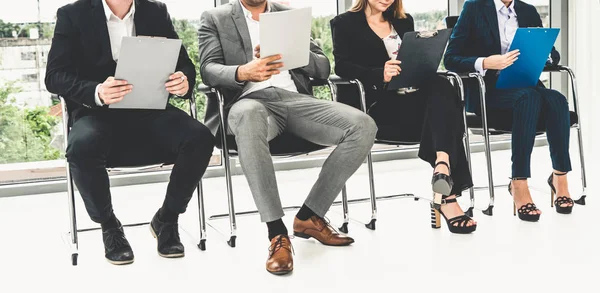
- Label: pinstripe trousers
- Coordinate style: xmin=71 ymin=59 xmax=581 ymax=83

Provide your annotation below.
xmin=487 ymin=86 xmax=572 ymax=178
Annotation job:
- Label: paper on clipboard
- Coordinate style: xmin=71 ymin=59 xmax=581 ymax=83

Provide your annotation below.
xmin=259 ymin=7 xmax=312 ymax=71
xmin=112 ymin=36 xmax=182 ymax=109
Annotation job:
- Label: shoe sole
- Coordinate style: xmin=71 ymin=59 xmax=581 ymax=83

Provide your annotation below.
xmin=149 ymin=225 xmax=185 ymax=258
xmin=106 ymin=258 xmax=134 ymax=265
xmin=432 ymin=180 xmax=452 ymax=196
xmin=293 ymin=232 xmax=354 ymax=247
xmin=266 ymin=268 xmax=293 ymax=276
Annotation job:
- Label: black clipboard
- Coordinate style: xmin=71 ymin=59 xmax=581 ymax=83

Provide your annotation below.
xmin=387 ymin=29 xmax=452 ymax=91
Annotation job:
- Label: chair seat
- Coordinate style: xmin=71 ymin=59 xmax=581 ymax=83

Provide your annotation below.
xmin=466 ymin=111 xmax=578 ymax=134
xmin=217 ymin=131 xmax=328 ymax=157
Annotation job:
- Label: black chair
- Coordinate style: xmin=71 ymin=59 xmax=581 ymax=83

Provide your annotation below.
xmin=198 ymin=79 xmax=351 ymax=248
xmin=445 ymin=16 xmax=588 ymax=216
xmin=60 ymin=97 xmax=207 ymax=265
xmin=329 ymin=70 xmax=477 ymax=233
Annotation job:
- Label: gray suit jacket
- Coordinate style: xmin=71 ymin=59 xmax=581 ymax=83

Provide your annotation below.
xmin=199 ymin=0 xmax=331 ymax=136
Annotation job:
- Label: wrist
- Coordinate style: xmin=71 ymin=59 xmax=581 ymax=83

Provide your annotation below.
xmin=236 ymin=65 xmax=246 ymax=82
xmin=482 ymin=58 xmax=487 ymax=70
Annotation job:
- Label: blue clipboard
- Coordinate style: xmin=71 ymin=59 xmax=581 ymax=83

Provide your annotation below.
xmin=496 ymin=28 xmax=560 ymax=89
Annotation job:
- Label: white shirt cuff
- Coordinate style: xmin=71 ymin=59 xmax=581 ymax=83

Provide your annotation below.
xmin=94 ymin=84 xmax=103 ymax=106
xmin=475 ymin=57 xmax=487 ymax=76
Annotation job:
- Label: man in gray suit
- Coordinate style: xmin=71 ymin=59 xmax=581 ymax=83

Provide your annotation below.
xmin=199 ymin=0 xmax=377 ymax=275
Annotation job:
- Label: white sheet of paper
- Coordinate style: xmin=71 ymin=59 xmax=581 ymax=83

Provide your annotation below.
xmin=112 ymin=37 xmax=182 ymax=109
xmin=259 ymin=7 xmax=312 ymax=71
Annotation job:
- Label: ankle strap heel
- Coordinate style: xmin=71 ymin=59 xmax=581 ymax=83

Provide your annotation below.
xmin=547 ymin=172 xmax=574 ymax=214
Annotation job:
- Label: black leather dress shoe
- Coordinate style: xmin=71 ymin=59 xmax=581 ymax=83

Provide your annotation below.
xmin=102 ymin=223 xmax=134 ymax=265
xmin=150 ymin=211 xmax=185 ymax=258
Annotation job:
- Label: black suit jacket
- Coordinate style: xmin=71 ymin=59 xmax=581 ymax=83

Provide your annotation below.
xmin=330 ymin=11 xmax=414 ymax=108
xmin=444 ymin=0 xmax=559 ymax=113
xmin=45 ymin=0 xmax=195 ymax=121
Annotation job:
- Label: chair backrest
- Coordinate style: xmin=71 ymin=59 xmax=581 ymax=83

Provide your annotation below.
xmin=445 ymin=16 xmax=459 ymax=29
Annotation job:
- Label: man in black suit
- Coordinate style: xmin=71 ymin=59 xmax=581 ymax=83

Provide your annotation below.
xmin=45 ymin=0 xmax=215 ymax=265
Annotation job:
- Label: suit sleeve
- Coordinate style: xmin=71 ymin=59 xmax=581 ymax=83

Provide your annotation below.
xmin=330 ymin=17 xmax=384 ymax=90
xmin=444 ymin=1 xmax=480 ymax=73
xmin=198 ymin=11 xmax=245 ymax=90
xmin=295 ymin=39 xmax=331 ymax=80
xmin=161 ymin=4 xmax=196 ymax=99
xmin=44 ymin=7 xmax=100 ymax=108
xmin=531 ymin=7 xmax=560 ymax=65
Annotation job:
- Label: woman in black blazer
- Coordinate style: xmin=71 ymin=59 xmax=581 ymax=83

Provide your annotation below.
xmin=331 ymin=0 xmax=476 ymax=234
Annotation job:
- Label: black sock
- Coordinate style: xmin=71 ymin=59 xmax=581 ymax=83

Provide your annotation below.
xmin=101 ymin=214 xmax=120 ymax=231
xmin=295 ymin=204 xmax=317 ymax=221
xmin=158 ymin=206 xmax=179 ymax=223
xmin=266 ymin=219 xmax=288 ymax=241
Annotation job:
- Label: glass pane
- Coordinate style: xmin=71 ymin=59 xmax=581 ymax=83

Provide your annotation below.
xmin=403 ymin=0 xmax=449 ymax=31
xmin=0 ymin=0 xmax=216 ymax=183
xmin=526 ymin=0 xmax=551 ymax=87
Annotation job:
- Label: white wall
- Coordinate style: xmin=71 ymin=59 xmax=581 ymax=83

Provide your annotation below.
xmin=569 ymin=0 xmax=600 ymax=196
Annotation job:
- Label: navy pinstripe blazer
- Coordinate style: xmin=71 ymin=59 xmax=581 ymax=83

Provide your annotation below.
xmin=444 ymin=0 xmax=560 ymax=113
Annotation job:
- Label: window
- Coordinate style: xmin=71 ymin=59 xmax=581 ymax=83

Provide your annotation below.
xmin=20 ymin=52 xmax=36 ymax=61
xmin=0 ymin=0 xmax=217 ymax=184
xmin=526 ymin=0 xmax=551 ymax=87
xmin=21 ymin=73 xmax=38 ymax=82
xmin=403 ymin=0 xmax=449 ymax=31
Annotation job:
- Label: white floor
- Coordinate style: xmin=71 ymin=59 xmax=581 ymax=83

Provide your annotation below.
xmin=1 ymin=146 xmax=598 ymax=293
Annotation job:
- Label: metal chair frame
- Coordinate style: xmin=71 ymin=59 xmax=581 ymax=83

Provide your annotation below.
xmin=328 ymin=71 xmax=477 ymax=233
xmin=60 ymin=96 xmax=207 ymax=266
xmin=199 ymin=80 xmax=354 ymax=248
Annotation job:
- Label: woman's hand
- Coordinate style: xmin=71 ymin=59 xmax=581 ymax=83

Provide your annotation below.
xmin=384 ymin=60 xmax=402 ymax=83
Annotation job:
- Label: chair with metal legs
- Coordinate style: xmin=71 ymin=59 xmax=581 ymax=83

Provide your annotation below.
xmin=60 ymin=96 xmax=207 ymax=265
xmin=455 ymin=69 xmax=587 ymax=216
xmin=329 ymin=71 xmax=477 ymax=233
xmin=445 ymin=16 xmax=587 ymax=216
xmin=198 ymin=79 xmax=352 ymax=248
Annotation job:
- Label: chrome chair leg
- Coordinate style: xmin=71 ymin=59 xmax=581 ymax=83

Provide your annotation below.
xmin=60 ymin=97 xmax=78 ymax=265
xmin=196 ymin=181 xmax=207 ymax=250
xmin=354 ymin=79 xmax=378 ymax=230
xmin=215 ymin=89 xmax=237 ymax=248
xmin=365 ymin=152 xmax=377 ymax=230
xmin=564 ymin=67 xmax=587 ymax=205
xmin=66 ymin=166 xmax=79 ymax=266
xmin=450 ymin=73 xmax=476 ymax=218
xmin=338 ymin=185 xmax=350 ymax=233
xmin=471 ymin=73 xmax=495 ymax=216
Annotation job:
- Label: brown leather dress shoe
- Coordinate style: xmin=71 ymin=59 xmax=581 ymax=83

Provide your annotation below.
xmin=293 ymin=216 xmax=355 ymax=246
xmin=266 ymin=235 xmax=294 ymax=275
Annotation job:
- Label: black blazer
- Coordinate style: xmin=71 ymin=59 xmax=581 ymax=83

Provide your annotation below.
xmin=45 ymin=0 xmax=195 ymax=121
xmin=330 ymin=11 xmax=414 ymax=107
xmin=444 ymin=0 xmax=559 ymax=113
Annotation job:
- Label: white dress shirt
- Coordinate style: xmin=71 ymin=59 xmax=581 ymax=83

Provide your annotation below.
xmin=239 ymin=0 xmax=298 ymax=98
xmin=475 ymin=0 xmax=518 ymax=76
xmin=95 ymin=0 xmax=136 ymax=106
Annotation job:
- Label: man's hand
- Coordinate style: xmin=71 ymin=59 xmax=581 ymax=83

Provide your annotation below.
xmin=483 ymin=50 xmax=520 ymax=70
xmin=384 ymin=60 xmax=402 ymax=83
xmin=98 ymin=77 xmax=132 ymax=105
xmin=165 ymin=71 xmax=189 ymax=96
xmin=236 ymin=53 xmax=284 ymax=83
xmin=254 ymin=44 xmax=261 ymax=59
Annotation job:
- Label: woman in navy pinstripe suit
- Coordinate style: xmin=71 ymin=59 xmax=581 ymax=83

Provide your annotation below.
xmin=445 ymin=0 xmax=575 ymax=221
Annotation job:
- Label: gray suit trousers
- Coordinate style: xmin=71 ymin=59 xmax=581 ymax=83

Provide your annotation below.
xmin=227 ymin=87 xmax=377 ymax=222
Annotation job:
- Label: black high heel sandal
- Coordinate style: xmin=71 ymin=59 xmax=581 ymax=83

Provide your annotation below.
xmin=430 ymin=196 xmax=477 ymax=234
xmin=548 ymin=172 xmax=574 ymax=214
xmin=508 ymin=178 xmax=541 ymax=222
xmin=431 ymin=161 xmax=453 ymax=209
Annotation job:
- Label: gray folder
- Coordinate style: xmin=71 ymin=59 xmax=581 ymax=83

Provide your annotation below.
xmin=111 ymin=37 xmax=182 ymax=109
